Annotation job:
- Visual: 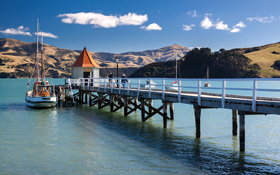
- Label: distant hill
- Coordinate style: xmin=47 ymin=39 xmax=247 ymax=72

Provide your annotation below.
xmin=130 ymin=43 xmax=280 ymax=78
xmin=2 ymin=37 xmax=279 ymax=78
xmin=0 ymin=38 xmax=190 ymax=78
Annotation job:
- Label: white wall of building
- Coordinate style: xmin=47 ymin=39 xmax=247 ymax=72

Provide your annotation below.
xmin=71 ymin=67 xmax=83 ymax=79
xmin=71 ymin=67 xmax=100 ymax=79
xmin=93 ymin=68 xmax=100 ymax=78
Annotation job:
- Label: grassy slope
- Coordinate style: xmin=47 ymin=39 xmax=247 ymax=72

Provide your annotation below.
xmin=244 ymin=43 xmax=280 ymax=77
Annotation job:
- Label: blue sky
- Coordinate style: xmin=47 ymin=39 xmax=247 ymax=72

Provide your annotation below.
xmin=0 ymin=0 xmax=280 ymax=53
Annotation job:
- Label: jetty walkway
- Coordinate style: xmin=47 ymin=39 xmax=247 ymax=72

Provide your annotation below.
xmin=66 ymin=77 xmax=280 ymax=152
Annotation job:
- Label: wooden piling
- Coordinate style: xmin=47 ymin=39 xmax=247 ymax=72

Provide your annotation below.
xmin=141 ymin=98 xmax=145 ymax=122
xmin=78 ymin=90 xmax=81 ymax=104
xmin=170 ymin=103 xmax=174 ymax=120
xmin=232 ymin=109 xmax=238 ymax=136
xmin=163 ymin=101 xmax=167 ymax=128
xmin=98 ymin=93 xmax=102 ymax=109
xmin=238 ymin=110 xmax=245 ymax=152
xmin=149 ymin=100 xmax=153 ymax=114
xmin=109 ymin=95 xmax=114 ymax=112
xmin=57 ymin=89 xmax=61 ymax=106
xmin=85 ymin=92 xmax=88 ymax=104
xmin=194 ymin=105 xmax=201 ymax=138
xmin=81 ymin=91 xmax=84 ymax=103
xmin=134 ymin=97 xmax=138 ymax=108
xmin=89 ymin=92 xmax=92 ymax=106
xmin=124 ymin=96 xmax=128 ymax=116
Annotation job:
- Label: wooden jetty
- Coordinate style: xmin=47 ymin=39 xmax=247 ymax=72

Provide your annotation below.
xmin=67 ymin=77 xmax=280 ymax=152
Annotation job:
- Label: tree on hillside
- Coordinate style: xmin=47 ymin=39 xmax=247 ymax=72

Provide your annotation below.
xmin=211 ymin=49 xmax=252 ymax=78
xmin=180 ymin=47 xmax=213 ymax=78
xmin=180 ymin=47 xmax=258 ymax=78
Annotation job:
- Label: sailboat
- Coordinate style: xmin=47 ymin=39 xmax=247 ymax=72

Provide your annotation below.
xmin=25 ymin=19 xmax=57 ymax=108
xmin=204 ymin=66 xmax=210 ymax=87
xmin=165 ymin=52 xmax=179 ymax=90
xmin=140 ymin=79 xmax=157 ymax=89
xmin=140 ymin=72 xmax=157 ymax=89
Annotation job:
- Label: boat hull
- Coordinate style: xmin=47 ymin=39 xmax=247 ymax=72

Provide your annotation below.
xmin=140 ymin=85 xmax=157 ymax=89
xmin=25 ymin=94 xmax=57 ymax=108
xmin=165 ymin=83 xmax=179 ymax=90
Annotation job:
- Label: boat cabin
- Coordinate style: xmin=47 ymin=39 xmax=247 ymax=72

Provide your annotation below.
xmin=71 ymin=47 xmax=100 ymax=79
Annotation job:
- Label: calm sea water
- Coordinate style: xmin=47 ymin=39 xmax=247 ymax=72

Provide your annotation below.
xmin=1 ymin=78 xmax=280 ymax=174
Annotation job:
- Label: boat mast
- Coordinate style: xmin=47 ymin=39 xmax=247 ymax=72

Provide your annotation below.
xmin=206 ymin=66 xmax=209 ymax=79
xmin=36 ymin=18 xmax=39 ymax=81
xmin=41 ymin=32 xmax=44 ymax=82
xmin=175 ymin=51 xmax=177 ymax=79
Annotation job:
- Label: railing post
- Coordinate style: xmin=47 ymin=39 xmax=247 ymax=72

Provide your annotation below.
xmin=111 ymin=79 xmax=114 ymax=93
xmin=127 ymin=79 xmax=130 ymax=95
xmin=118 ymin=78 xmax=121 ymax=94
xmin=222 ymin=80 xmax=226 ymax=108
xmin=178 ymin=80 xmax=181 ymax=102
xmin=149 ymin=78 xmax=151 ymax=98
xmin=137 ymin=79 xmax=140 ymax=96
xmin=102 ymin=79 xmax=105 ymax=92
xmin=198 ymin=80 xmax=201 ymax=105
xmin=162 ymin=79 xmax=165 ymax=100
xmin=252 ymin=79 xmax=257 ymax=112
xmin=112 ymin=79 xmax=114 ymax=92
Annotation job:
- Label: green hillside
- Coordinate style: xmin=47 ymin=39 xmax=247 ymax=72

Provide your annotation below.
xmin=243 ymin=43 xmax=280 ymax=77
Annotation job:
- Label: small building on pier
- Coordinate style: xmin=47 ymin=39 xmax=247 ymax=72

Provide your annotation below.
xmin=71 ymin=47 xmax=100 ymax=79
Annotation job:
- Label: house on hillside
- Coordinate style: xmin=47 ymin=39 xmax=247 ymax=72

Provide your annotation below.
xmin=71 ymin=47 xmax=100 ymax=79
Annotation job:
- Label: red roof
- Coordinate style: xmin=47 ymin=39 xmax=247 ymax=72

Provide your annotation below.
xmin=71 ymin=47 xmax=100 ymax=68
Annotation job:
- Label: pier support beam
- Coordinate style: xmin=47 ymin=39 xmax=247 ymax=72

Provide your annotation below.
xmin=89 ymin=92 xmax=92 ymax=106
xmin=124 ymin=96 xmax=128 ymax=116
xmin=85 ymin=92 xmax=88 ymax=104
xmin=163 ymin=101 xmax=168 ymax=128
xmin=78 ymin=90 xmax=81 ymax=104
xmin=170 ymin=103 xmax=174 ymax=120
xmin=238 ymin=110 xmax=245 ymax=152
xmin=232 ymin=110 xmax=238 ymax=136
xmin=149 ymin=100 xmax=153 ymax=114
xmin=98 ymin=93 xmax=102 ymax=109
xmin=110 ymin=95 xmax=114 ymax=112
xmin=81 ymin=91 xmax=84 ymax=104
xmin=141 ymin=98 xmax=145 ymax=122
xmin=194 ymin=105 xmax=201 ymax=138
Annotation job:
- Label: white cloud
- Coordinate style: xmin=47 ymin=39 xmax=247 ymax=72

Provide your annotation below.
xmin=234 ymin=21 xmax=246 ymax=28
xmin=141 ymin=23 xmax=162 ymax=31
xmin=0 ymin=26 xmax=31 ymax=36
xmin=215 ymin=21 xmax=230 ymax=30
xmin=119 ymin=13 xmax=148 ymax=25
xmin=35 ymin=31 xmax=58 ymax=39
xmin=187 ymin=10 xmax=197 ymax=17
xmin=58 ymin=12 xmax=148 ymax=28
xmin=200 ymin=16 xmax=214 ymax=29
xmin=230 ymin=28 xmax=240 ymax=33
xmin=230 ymin=22 xmax=246 ymax=33
xmin=183 ymin=24 xmax=195 ymax=31
xmin=247 ymin=15 xmax=276 ymax=23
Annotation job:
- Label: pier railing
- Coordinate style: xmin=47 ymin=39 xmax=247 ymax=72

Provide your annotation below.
xmin=68 ymin=78 xmax=280 ymax=112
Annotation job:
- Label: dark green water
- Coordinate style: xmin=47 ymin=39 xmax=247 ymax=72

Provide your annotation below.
xmin=1 ymin=79 xmax=280 ymax=174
